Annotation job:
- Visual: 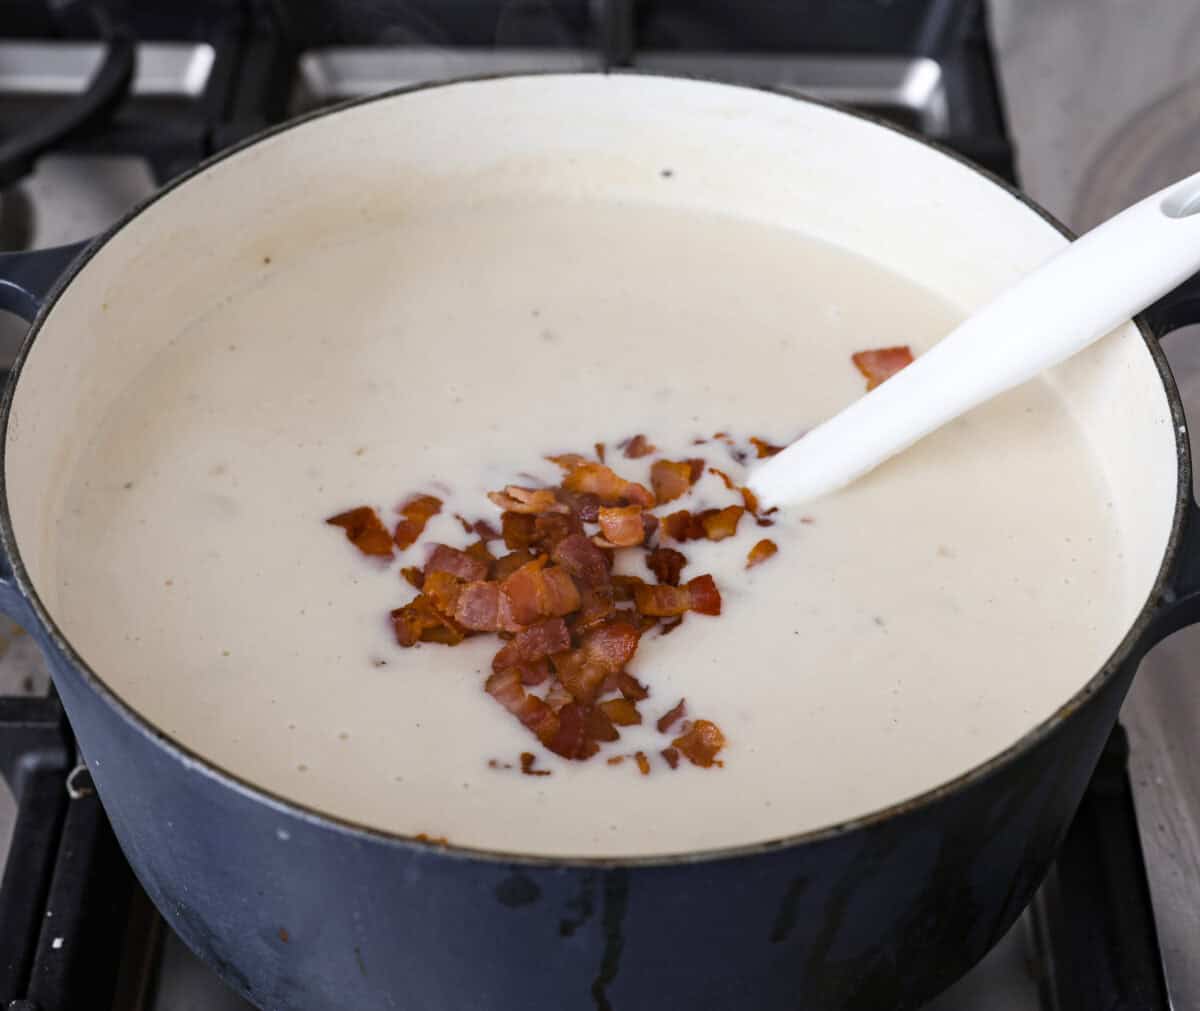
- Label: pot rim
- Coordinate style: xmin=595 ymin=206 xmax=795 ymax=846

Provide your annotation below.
xmin=0 ymin=70 xmax=1189 ymax=869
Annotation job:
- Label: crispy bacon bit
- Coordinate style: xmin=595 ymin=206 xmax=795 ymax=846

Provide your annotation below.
xmin=617 ymin=672 xmax=649 ymax=701
xmin=493 ymin=618 xmax=571 ymax=672
xmin=700 ymin=505 xmax=743 ymax=541
xmin=662 ymin=747 xmax=680 ymax=770
xmin=393 ymin=495 xmax=442 ymax=550
xmin=573 ymin=583 xmax=616 ymax=634
xmin=327 ymin=506 xmax=394 ymax=558
xmin=552 ymin=532 xmax=610 ymax=586
xmin=426 ymin=544 xmax=490 ymax=583
xmin=501 ymin=557 xmax=581 ymax=626
xmin=392 ymin=596 xmax=466 ymax=647
xmin=464 ymin=539 xmax=495 ymax=567
xmin=401 ymin=566 xmax=424 ymax=589
xmin=634 ymin=751 xmax=651 ymax=775
xmin=611 ymin=574 xmax=646 ymax=603
xmin=561 ymin=463 xmax=655 ymax=507
xmin=454 ymin=581 xmax=503 ymax=631
xmin=649 ymin=460 xmax=693 ymax=504
xmin=672 ymin=720 xmax=726 ymax=767
xmin=493 ymin=549 xmax=535 ymax=582
xmin=600 ymin=698 xmax=642 ymax=726
xmin=607 ymin=755 xmax=625 ymax=766
xmin=707 ymin=466 xmax=762 ymax=516
xmin=545 ymin=702 xmax=598 ymax=760
xmin=750 ymin=436 xmax=785 ymax=458
xmin=634 ymin=574 xmax=721 ymax=617
xmin=852 ymin=345 xmax=914 ymax=391
xmin=585 ymin=706 xmax=620 ymax=743
xmin=661 ymin=510 xmax=699 ymax=542
xmin=520 ymin=752 xmax=551 ymax=776
xmin=646 ymin=546 xmax=687 ymax=586
xmin=501 ymin=511 xmax=537 ymax=550
xmin=547 ymin=452 xmax=591 ymax=470
xmin=414 ymin=833 xmax=450 ymax=846
xmin=657 ymin=698 xmax=687 ymax=734
xmin=597 ymin=505 xmax=647 ymax=547
xmin=554 ymin=618 xmax=641 ymax=704
xmin=747 ymin=539 xmax=778 ymax=568
xmin=555 ymin=488 xmax=602 ymax=522
xmin=488 ymin=485 xmax=566 ymax=515
xmin=423 ymin=571 xmax=462 ymax=616
xmin=621 ymin=434 xmax=656 ymax=459
xmin=486 ymin=669 xmax=559 ymax=745
xmin=595 ymin=442 xmax=607 ymax=463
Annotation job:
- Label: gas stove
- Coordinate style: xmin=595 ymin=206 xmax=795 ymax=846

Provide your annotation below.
xmin=0 ymin=2 xmax=1178 ymax=1009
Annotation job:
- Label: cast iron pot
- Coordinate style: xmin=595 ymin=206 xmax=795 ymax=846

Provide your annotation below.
xmin=1 ymin=75 xmax=1199 ymax=1011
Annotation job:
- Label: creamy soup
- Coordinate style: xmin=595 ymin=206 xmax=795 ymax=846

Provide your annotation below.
xmin=51 ymin=195 xmax=1128 ymax=858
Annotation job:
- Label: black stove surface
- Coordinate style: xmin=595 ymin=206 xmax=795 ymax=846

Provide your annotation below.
xmin=0 ymin=2 xmax=1170 ymax=1008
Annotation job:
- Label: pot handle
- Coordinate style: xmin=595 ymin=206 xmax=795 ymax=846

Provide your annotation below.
xmin=0 ymin=242 xmax=91 ymax=323
xmin=1141 ymin=278 xmax=1200 ymax=643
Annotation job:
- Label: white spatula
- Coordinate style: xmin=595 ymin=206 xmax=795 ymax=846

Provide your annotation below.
xmin=747 ymin=169 xmax=1200 ymax=509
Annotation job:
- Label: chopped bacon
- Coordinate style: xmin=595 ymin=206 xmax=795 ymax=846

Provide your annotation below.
xmin=657 ymin=698 xmax=687 ymax=734
xmin=545 ymin=702 xmax=598 ymax=760
xmin=547 ymin=452 xmax=591 ymax=470
xmin=597 ymin=506 xmax=647 ymax=547
xmin=486 ymin=669 xmax=559 ymax=745
xmin=572 ymin=583 xmax=616 ymax=633
xmin=600 ymin=698 xmax=642 ymax=726
xmin=750 ymin=436 xmax=785 ymax=458
xmin=454 ymin=581 xmax=504 ymax=632
xmin=687 ymin=574 xmax=721 ymax=615
xmin=561 ymin=463 xmax=655 ymax=507
xmin=611 ymin=574 xmax=646 ymax=602
xmin=493 ymin=618 xmax=571 ymax=672
xmin=426 ymin=544 xmax=489 ymax=582
xmin=634 ymin=751 xmax=651 ymax=775
xmin=650 ymin=459 xmax=700 ymax=504
xmin=423 ymin=571 xmax=462 ymax=616
xmin=464 ymin=539 xmax=495 ymax=568
xmin=401 ymin=566 xmax=424 ymax=589
xmin=532 ymin=512 xmax=582 ymax=554
xmin=554 ymin=618 xmax=641 ymax=704
xmin=501 ymin=557 xmax=581 ymax=626
xmin=488 ymin=485 xmax=566 ymax=515
xmin=326 ymin=506 xmax=394 ymax=558
xmin=852 ymin=345 xmax=914 ymax=390
xmin=747 ymin=539 xmax=778 ymax=568
xmin=708 ymin=466 xmax=762 ymax=516
xmin=672 ymin=719 xmax=726 ymax=767
xmin=700 ymin=505 xmax=743 ymax=541
xmin=617 ymin=672 xmax=649 ymax=701
xmin=585 ymin=705 xmax=620 ymax=743
xmin=621 ymin=434 xmax=656 ymax=458
xmin=662 ymin=747 xmax=680 ymax=770
xmin=661 ymin=510 xmax=700 ymax=542
xmin=493 ymin=548 xmax=536 ymax=582
xmin=501 ymin=511 xmax=537 ymax=550
xmin=607 ymin=755 xmax=625 ymax=766
xmin=552 ymin=532 xmax=610 ymax=586
xmin=520 ymin=752 xmax=551 ymax=776
xmin=555 ymin=488 xmax=601 ymax=522
xmin=646 ymin=546 xmax=687 ymax=586
xmin=392 ymin=596 xmax=466 ymax=647
xmin=633 ymin=583 xmax=691 ymax=617
xmin=393 ymin=495 xmax=442 ymax=550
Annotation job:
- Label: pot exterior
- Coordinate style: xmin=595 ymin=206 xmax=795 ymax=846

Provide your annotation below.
xmin=42 ymin=620 xmax=1132 ymax=1011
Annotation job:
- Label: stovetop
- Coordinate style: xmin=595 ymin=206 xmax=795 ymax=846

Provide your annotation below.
xmin=0 ymin=2 xmax=1183 ymax=1009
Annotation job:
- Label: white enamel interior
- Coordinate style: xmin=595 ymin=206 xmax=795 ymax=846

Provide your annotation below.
xmin=4 ymin=75 xmax=1180 ymax=854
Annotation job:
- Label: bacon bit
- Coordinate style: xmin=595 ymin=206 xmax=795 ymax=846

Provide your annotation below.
xmin=493 ymin=549 xmax=535 ymax=582
xmin=607 ymin=755 xmax=625 ymax=766
xmin=545 ymin=702 xmax=598 ymax=760
xmin=634 ymin=751 xmax=651 ymax=775
xmin=633 ymin=583 xmax=691 ymax=617
xmin=650 ymin=459 xmax=697 ymax=504
xmin=426 ymin=544 xmax=489 ymax=583
xmin=617 ymin=671 xmax=649 ymax=701
xmin=518 ymin=659 xmax=550 ymax=686
xmin=487 ymin=759 xmax=512 ymax=770
xmin=600 ymin=698 xmax=642 ymax=726
xmin=800 ymin=515 xmax=815 ymax=525
xmin=554 ymin=619 xmax=641 ymax=704
xmin=423 ymin=571 xmax=462 ymax=616
xmin=750 ymin=436 xmax=785 ymax=458
xmin=326 ymin=506 xmax=394 ymax=558
xmin=621 ymin=434 xmax=656 ymax=458
xmin=414 ymin=833 xmax=450 ymax=846
xmin=520 ymin=752 xmax=552 ymax=776
xmin=501 ymin=557 xmax=581 ymax=626
xmin=501 ymin=511 xmax=537 ymax=550
xmin=672 ymin=719 xmax=726 ymax=767
xmin=585 ymin=705 xmax=620 ymax=743
xmin=401 ymin=566 xmax=424 ymax=589
xmin=393 ymin=495 xmax=442 ymax=550
xmin=392 ymin=596 xmax=466 ymax=647
xmin=561 ymin=463 xmax=655 ymax=508
xmin=657 ymin=698 xmax=687 ymax=733
xmin=532 ymin=512 xmax=582 ymax=554
xmin=555 ymin=489 xmax=601 ymax=522
xmin=646 ymin=546 xmax=687 ymax=586
xmin=544 ymin=681 xmax=573 ymax=712
xmin=661 ymin=510 xmax=701 ymax=542
xmin=488 ymin=485 xmax=567 ymax=515
xmin=464 ymin=539 xmax=495 ymax=567
xmin=594 ymin=442 xmax=607 ymax=463
xmin=454 ymin=581 xmax=505 ymax=632
xmin=573 ymin=583 xmax=616 ymax=633
xmin=662 ymin=747 xmax=680 ymax=770
xmin=707 ymin=466 xmax=762 ymax=516
xmin=486 ymin=669 xmax=560 ymax=745
xmin=687 ymin=574 xmax=722 ymax=616
xmin=747 ymin=539 xmax=778 ymax=568
xmin=699 ymin=505 xmax=743 ymax=541
xmin=547 ymin=452 xmax=591 ymax=470
xmin=493 ymin=618 xmax=571 ymax=672
xmin=609 ymin=575 xmax=645 ymax=603
xmin=852 ymin=345 xmax=914 ymax=390
xmin=597 ymin=506 xmax=647 ymax=547
xmin=756 ymin=517 xmax=775 ymax=528
xmin=552 ymin=532 xmax=610 ymax=586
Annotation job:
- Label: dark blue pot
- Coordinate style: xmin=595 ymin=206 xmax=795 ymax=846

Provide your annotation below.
xmin=1 ymin=80 xmax=1199 ymax=1011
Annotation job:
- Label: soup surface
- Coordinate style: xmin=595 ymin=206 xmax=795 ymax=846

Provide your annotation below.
xmin=53 ymin=195 xmax=1128 ymax=857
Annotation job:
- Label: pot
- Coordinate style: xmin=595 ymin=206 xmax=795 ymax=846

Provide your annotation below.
xmin=1 ymin=74 xmax=1198 ymax=1011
